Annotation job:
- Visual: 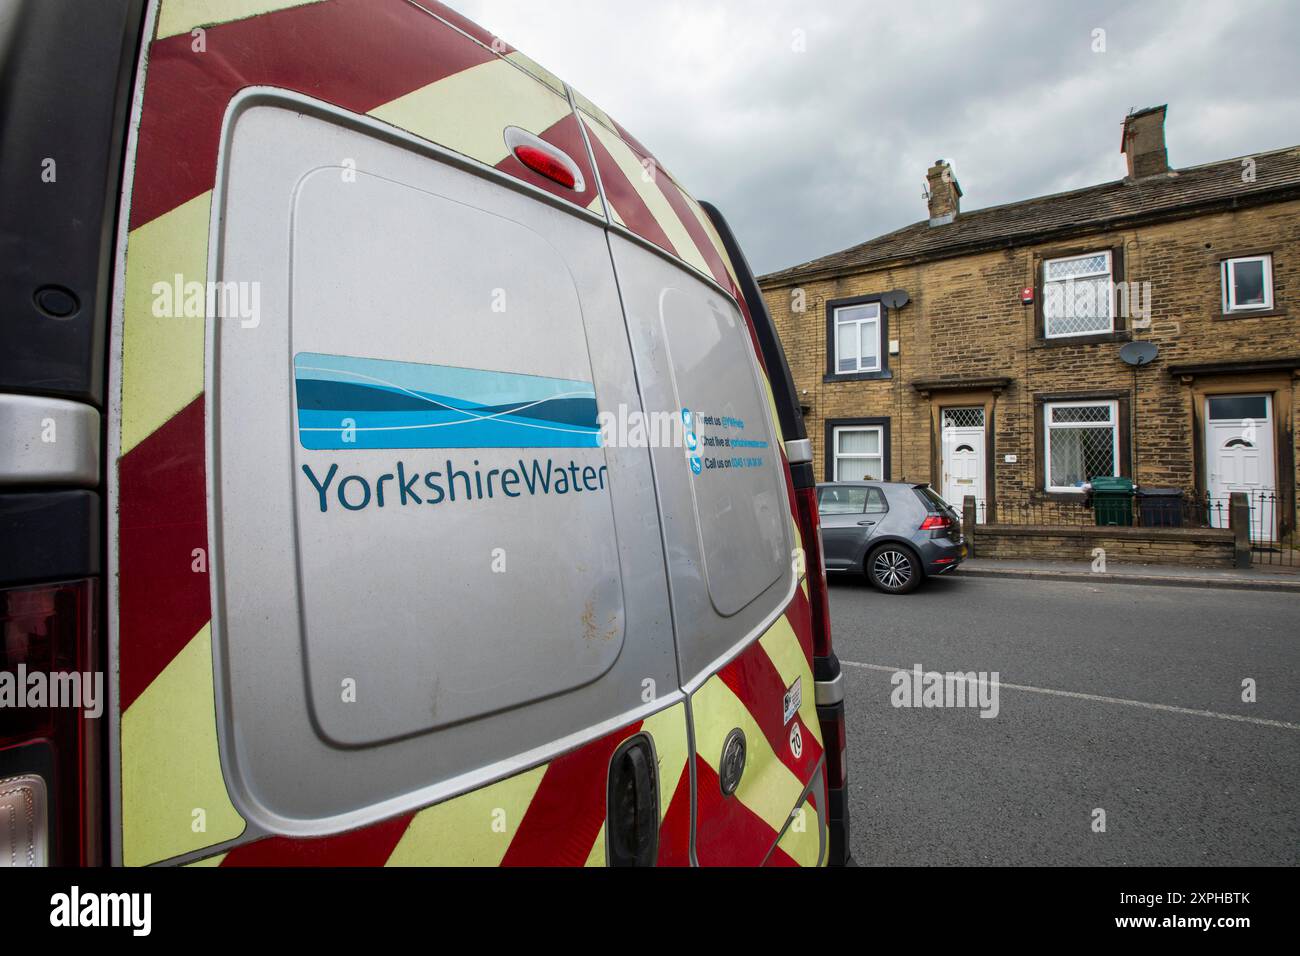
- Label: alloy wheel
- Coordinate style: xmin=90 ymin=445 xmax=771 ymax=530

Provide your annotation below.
xmin=872 ymin=549 xmax=913 ymax=590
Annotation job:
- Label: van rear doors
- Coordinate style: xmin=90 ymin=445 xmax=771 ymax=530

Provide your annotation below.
xmin=110 ymin=1 xmax=689 ymax=866
xmin=575 ymin=99 xmax=828 ymax=864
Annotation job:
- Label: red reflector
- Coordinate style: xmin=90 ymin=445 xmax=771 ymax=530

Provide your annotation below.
xmin=933 ymin=557 xmax=956 ymax=564
xmin=919 ymin=515 xmax=951 ymax=530
xmin=821 ymin=704 xmax=848 ymax=790
xmin=513 ymin=144 xmax=577 ymax=189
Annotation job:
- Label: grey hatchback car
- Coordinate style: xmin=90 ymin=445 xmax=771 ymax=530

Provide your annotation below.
xmin=817 ymin=482 xmax=966 ymax=594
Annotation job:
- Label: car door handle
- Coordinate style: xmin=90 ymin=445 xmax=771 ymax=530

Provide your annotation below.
xmin=607 ymin=737 xmax=658 ymax=866
xmin=857 ymin=520 xmax=876 ymax=526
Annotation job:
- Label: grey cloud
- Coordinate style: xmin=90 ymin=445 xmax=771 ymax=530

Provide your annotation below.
xmin=453 ymin=1 xmax=1300 ymax=274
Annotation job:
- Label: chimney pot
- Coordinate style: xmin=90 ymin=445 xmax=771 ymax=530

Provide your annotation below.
xmin=1122 ymin=105 xmax=1170 ymax=180
xmin=926 ymin=160 xmax=961 ymax=225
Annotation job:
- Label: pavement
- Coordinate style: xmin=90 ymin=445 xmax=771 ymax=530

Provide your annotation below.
xmin=829 ymin=569 xmax=1300 ymax=866
xmin=959 ymin=556 xmax=1300 ymax=592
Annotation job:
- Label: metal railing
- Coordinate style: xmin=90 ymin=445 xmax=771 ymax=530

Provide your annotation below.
xmin=970 ymin=494 xmax=1231 ymax=529
xmin=1245 ymin=491 xmax=1297 ymax=567
xmin=968 ymin=491 xmax=1295 ymax=567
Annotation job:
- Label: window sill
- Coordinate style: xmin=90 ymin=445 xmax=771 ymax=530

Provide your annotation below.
xmin=1026 ymin=491 xmax=1096 ymax=507
xmin=1034 ymin=330 xmax=1132 ymax=348
xmin=1214 ymin=309 xmax=1286 ymax=321
xmin=824 ymin=370 xmax=893 ymax=383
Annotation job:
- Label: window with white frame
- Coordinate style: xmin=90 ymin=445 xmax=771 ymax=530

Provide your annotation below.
xmin=1043 ymin=400 xmax=1119 ymax=491
xmin=1221 ymin=255 xmax=1273 ymax=312
xmin=1042 ymin=251 xmax=1114 ymax=338
xmin=833 ymin=425 xmax=884 ymax=481
xmin=833 ymin=302 xmax=881 ymax=373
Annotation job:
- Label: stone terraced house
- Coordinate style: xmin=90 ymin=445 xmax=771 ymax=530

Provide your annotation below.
xmin=760 ymin=106 xmax=1300 ymax=552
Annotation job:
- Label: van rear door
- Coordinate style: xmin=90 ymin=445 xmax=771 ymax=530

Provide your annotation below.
xmin=575 ymin=97 xmax=827 ymax=864
xmin=606 ymin=234 xmax=825 ymax=865
xmin=111 ymin=1 xmax=689 ymax=867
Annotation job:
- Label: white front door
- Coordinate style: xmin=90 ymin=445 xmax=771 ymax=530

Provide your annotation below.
xmin=1206 ymin=394 xmax=1275 ymax=540
xmin=941 ymin=407 xmax=986 ymax=521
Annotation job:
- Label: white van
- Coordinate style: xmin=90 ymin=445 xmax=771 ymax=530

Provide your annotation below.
xmin=0 ymin=0 xmax=850 ymax=867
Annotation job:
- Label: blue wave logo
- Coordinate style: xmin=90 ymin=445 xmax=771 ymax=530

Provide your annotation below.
xmin=294 ymin=352 xmax=600 ymax=450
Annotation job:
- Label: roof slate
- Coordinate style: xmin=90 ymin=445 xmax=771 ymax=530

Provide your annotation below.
xmin=760 ymin=146 xmax=1300 ymax=285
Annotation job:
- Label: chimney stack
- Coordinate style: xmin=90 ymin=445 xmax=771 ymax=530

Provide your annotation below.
xmin=926 ymin=160 xmax=961 ymax=225
xmin=1121 ymin=105 xmax=1170 ymax=180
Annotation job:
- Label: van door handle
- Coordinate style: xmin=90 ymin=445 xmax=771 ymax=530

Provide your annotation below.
xmin=607 ymin=737 xmax=659 ymax=866
xmin=857 ymin=520 xmax=876 ymax=526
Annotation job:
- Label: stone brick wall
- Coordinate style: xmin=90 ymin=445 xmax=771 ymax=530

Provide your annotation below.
xmin=971 ymin=524 xmax=1236 ymax=568
xmin=762 ymin=197 xmax=1300 ymax=530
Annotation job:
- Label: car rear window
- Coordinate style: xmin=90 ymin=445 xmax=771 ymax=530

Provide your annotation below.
xmin=913 ymin=485 xmax=956 ymax=513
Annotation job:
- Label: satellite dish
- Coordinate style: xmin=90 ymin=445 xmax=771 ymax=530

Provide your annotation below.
xmin=880 ymin=289 xmax=910 ymax=309
xmin=1120 ymin=341 xmax=1158 ymax=366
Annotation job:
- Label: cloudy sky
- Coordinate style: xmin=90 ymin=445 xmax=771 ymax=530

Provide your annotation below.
xmin=448 ymin=1 xmax=1300 ymax=276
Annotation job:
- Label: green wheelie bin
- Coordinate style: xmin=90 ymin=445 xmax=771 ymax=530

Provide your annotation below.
xmin=1089 ymin=476 xmax=1134 ymax=526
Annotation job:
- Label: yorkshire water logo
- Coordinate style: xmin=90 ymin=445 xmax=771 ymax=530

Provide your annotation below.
xmin=683 ymin=408 xmax=702 ymax=474
xmin=294 ymin=352 xmax=600 ymax=450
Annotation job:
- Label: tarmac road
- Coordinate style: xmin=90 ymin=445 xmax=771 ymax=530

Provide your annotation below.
xmin=829 ymin=571 xmax=1300 ymax=865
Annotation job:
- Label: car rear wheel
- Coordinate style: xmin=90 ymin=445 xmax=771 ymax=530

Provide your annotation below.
xmin=866 ymin=543 xmax=921 ymax=594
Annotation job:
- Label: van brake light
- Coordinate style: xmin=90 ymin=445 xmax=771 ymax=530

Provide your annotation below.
xmin=504 ymin=126 xmax=585 ymax=192
xmin=0 ymin=579 xmax=102 ymax=865
xmin=514 ymin=144 xmax=577 ymax=189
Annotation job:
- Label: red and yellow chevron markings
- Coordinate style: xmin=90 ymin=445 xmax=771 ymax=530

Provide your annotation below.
xmin=766 ymin=771 xmax=826 ymax=867
xmin=691 ymin=611 xmax=823 ymax=866
xmin=185 ymin=702 xmax=691 ymax=867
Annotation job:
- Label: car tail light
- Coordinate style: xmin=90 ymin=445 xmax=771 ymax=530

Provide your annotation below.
xmin=793 ymin=486 xmax=832 ymax=659
xmin=0 ymin=579 xmax=102 ymax=866
xmin=919 ymin=514 xmax=952 ymax=531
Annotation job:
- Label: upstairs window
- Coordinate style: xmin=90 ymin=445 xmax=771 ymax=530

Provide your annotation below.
xmin=1221 ymin=255 xmax=1273 ymax=312
xmin=833 ymin=301 xmax=881 ymax=373
xmin=1044 ymin=400 xmax=1119 ymax=492
xmin=1043 ymin=251 xmax=1114 ymax=338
